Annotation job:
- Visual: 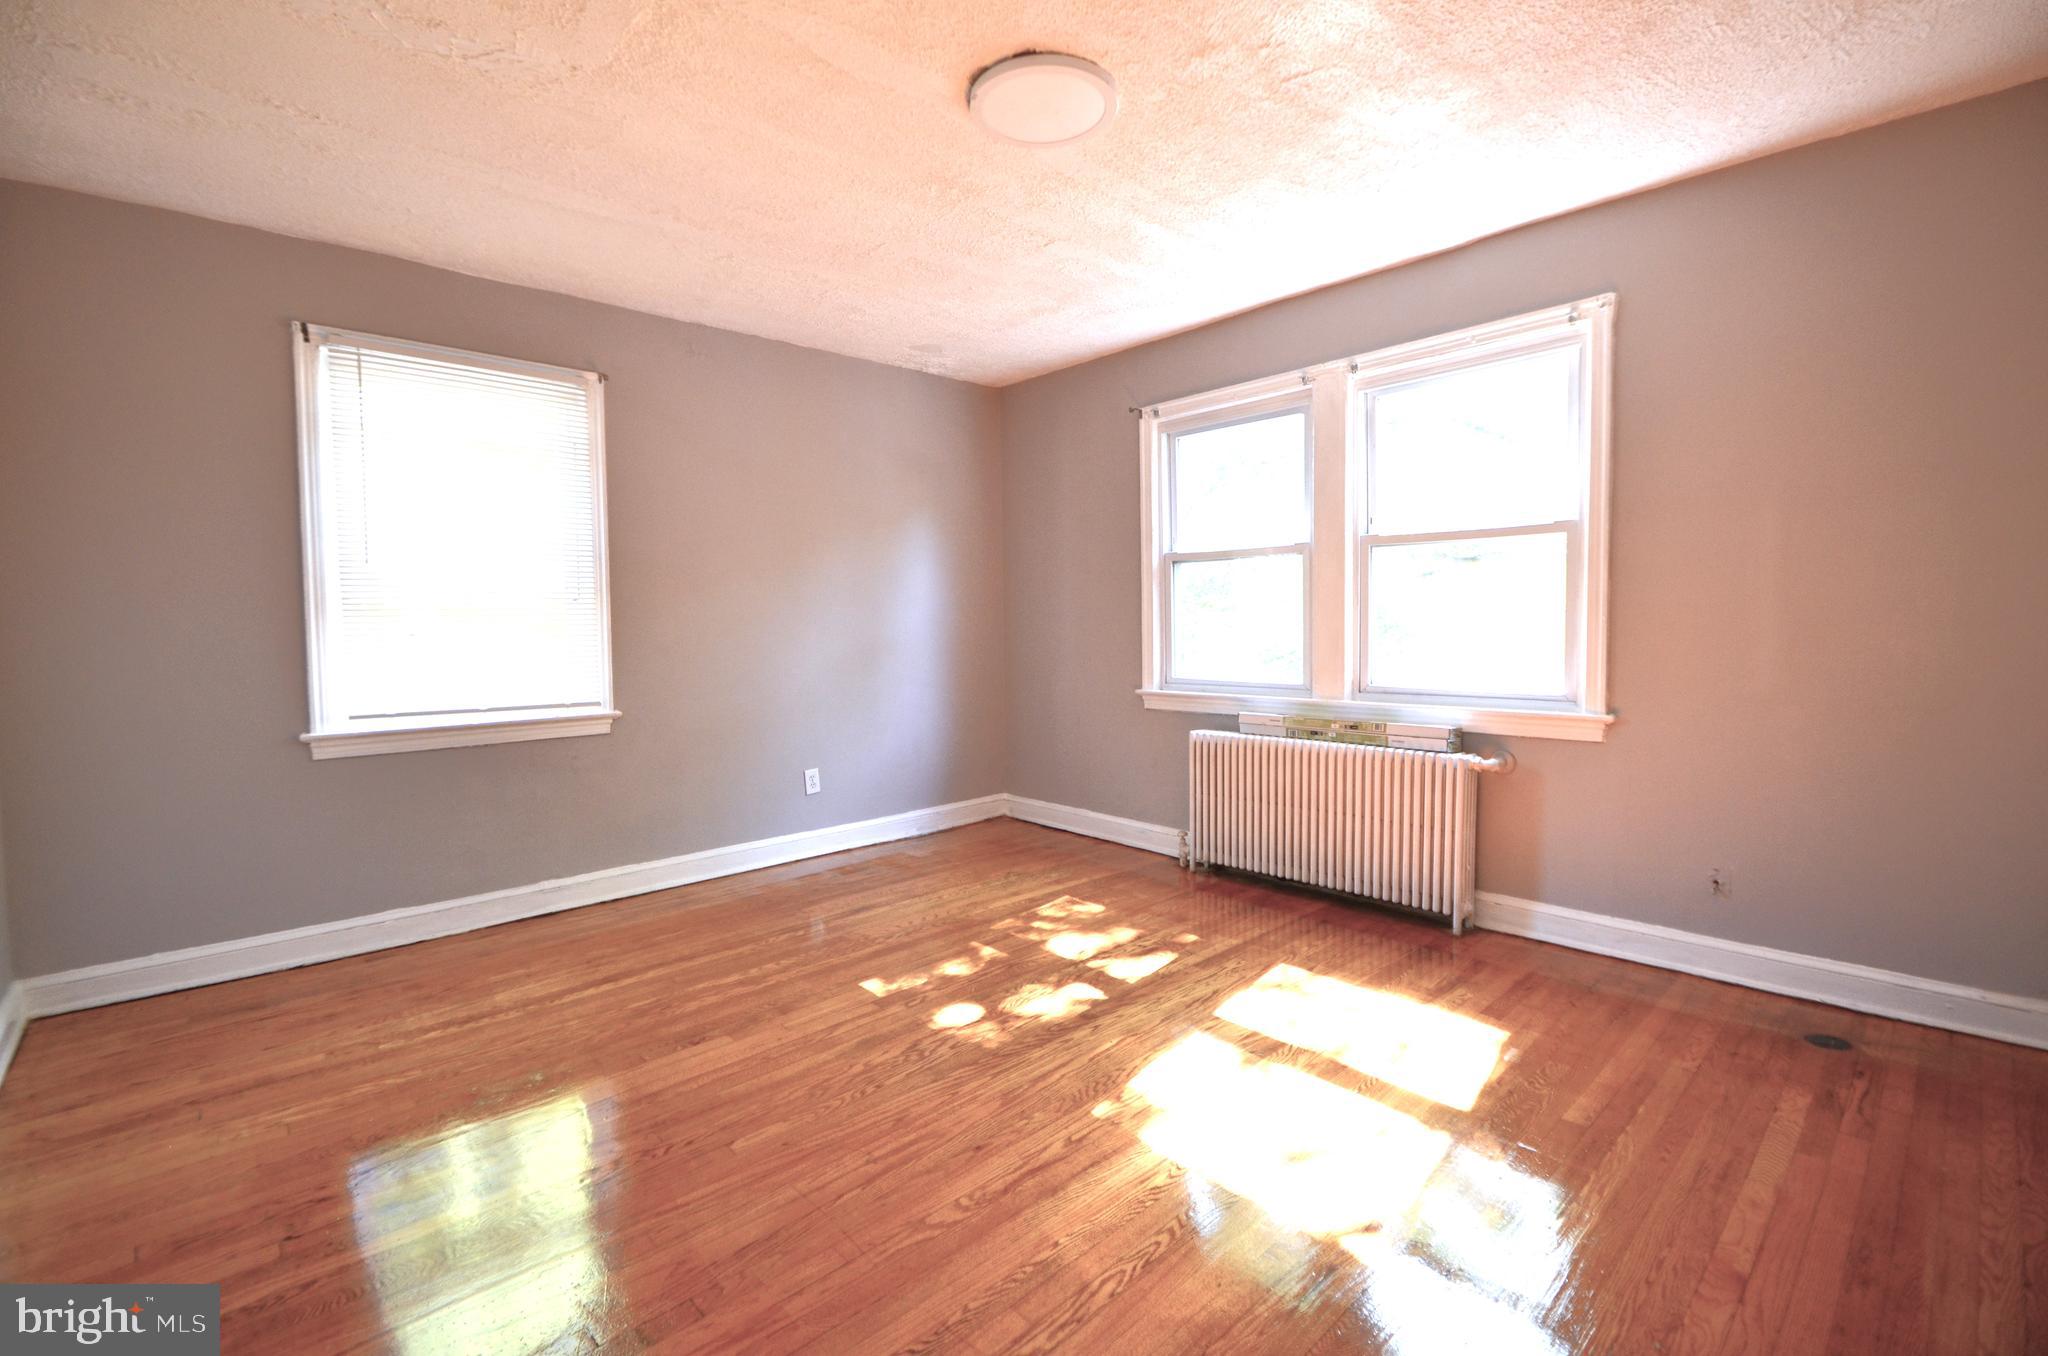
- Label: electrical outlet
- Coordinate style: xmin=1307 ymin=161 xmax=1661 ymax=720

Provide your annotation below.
xmin=1709 ymin=867 xmax=1731 ymax=898
xmin=804 ymin=767 xmax=822 ymax=796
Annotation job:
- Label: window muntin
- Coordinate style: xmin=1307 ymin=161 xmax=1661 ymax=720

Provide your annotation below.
xmin=1138 ymin=296 xmax=1613 ymax=737
xmin=295 ymin=325 xmax=614 ymax=755
xmin=1160 ymin=403 xmax=1311 ymax=691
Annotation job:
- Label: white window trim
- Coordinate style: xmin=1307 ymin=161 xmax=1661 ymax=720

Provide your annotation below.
xmin=293 ymin=323 xmax=619 ymax=760
xmin=1137 ymin=295 xmax=1616 ymax=742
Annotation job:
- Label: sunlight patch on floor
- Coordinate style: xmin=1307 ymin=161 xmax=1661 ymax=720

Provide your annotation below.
xmin=865 ymin=895 xmax=1191 ymax=1048
xmin=1042 ymin=926 xmax=1140 ymax=961
xmin=1105 ymin=960 xmax=1570 ymax=1353
xmin=1001 ymin=981 xmax=1107 ymax=1021
xmin=1343 ymin=1246 xmax=1566 ymax=1356
xmin=1215 ymin=963 xmax=1507 ymax=1111
xmin=860 ymin=941 xmax=1005 ymax=996
xmin=1089 ymin=950 xmax=1178 ymax=982
xmin=929 ymin=1001 xmax=986 ymax=1029
xmin=1125 ymin=1031 xmax=1451 ymax=1237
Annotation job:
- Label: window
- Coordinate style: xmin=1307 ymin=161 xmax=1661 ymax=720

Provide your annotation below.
xmin=294 ymin=325 xmax=616 ymax=758
xmin=1139 ymin=296 xmax=1614 ymax=740
xmin=1163 ymin=403 xmax=1311 ymax=690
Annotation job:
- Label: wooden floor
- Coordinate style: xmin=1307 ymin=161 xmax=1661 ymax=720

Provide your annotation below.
xmin=1 ymin=820 xmax=2042 ymax=1354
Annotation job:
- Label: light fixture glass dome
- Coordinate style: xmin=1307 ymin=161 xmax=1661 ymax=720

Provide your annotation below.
xmin=968 ymin=53 xmax=1117 ymax=146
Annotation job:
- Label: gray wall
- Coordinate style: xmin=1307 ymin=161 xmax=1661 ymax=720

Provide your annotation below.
xmin=1001 ymin=82 xmax=2048 ymax=998
xmin=0 ymin=182 xmax=1007 ymax=976
xmin=0 ymin=811 xmax=12 ymax=996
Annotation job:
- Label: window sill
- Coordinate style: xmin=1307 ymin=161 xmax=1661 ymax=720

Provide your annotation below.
xmin=1136 ymin=689 xmax=1612 ymax=742
xmin=302 ymin=711 xmax=620 ymax=760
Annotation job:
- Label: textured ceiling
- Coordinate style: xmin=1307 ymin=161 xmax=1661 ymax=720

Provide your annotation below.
xmin=3 ymin=2 xmax=2044 ymax=385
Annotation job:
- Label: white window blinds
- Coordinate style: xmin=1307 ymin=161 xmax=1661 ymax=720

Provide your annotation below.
xmin=296 ymin=325 xmax=614 ymax=756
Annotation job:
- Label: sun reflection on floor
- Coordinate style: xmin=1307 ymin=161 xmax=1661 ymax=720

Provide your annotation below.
xmin=1001 ymin=981 xmax=1107 ymax=1020
xmin=1105 ymin=962 xmax=1570 ymax=1353
xmin=868 ymin=895 xmax=1188 ymax=1046
xmin=1345 ymin=1247 xmax=1566 ymax=1355
xmin=1042 ymin=926 xmax=1140 ymax=961
xmin=860 ymin=941 xmax=1005 ymax=996
xmin=1126 ymin=1031 xmax=1451 ymax=1237
xmin=1405 ymin=1144 xmax=1569 ymax=1305
xmin=348 ymin=1094 xmax=613 ymax=1356
xmin=1089 ymin=950 xmax=1178 ymax=982
xmin=929 ymin=1001 xmax=986 ymax=1029
xmin=865 ymin=897 xmax=1568 ymax=1346
xmin=1215 ymin=963 xmax=1508 ymax=1111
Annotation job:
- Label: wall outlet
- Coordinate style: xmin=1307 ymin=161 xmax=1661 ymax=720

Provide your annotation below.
xmin=804 ymin=767 xmax=822 ymax=796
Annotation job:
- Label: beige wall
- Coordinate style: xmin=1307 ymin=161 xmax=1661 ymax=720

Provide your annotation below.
xmin=0 ymin=182 xmax=1007 ymax=976
xmin=1001 ymin=82 xmax=2048 ymax=998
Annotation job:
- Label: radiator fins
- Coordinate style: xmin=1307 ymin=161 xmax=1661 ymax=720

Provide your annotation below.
xmin=1187 ymin=730 xmax=1479 ymax=932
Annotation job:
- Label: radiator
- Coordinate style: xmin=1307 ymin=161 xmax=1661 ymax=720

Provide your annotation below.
xmin=1188 ymin=730 xmax=1500 ymax=932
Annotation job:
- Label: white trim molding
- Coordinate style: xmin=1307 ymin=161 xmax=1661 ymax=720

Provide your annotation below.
xmin=23 ymin=795 xmax=1007 ymax=1018
xmin=302 ymin=710 xmax=621 ymax=759
xmin=1005 ymin=795 xmax=1183 ymax=857
xmin=1474 ymin=891 xmax=2048 ymax=1050
xmin=0 ymin=981 xmax=26 ymax=1092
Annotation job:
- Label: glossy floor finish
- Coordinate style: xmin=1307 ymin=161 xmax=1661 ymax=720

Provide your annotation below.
xmin=1 ymin=820 xmax=2043 ymax=1354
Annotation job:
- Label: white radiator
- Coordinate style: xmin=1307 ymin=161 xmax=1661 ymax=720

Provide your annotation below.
xmin=1187 ymin=730 xmax=1502 ymax=933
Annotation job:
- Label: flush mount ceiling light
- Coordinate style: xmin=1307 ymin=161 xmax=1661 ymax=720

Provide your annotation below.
xmin=968 ymin=52 xmax=1117 ymax=146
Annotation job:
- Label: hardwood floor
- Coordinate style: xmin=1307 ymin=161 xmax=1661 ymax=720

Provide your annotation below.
xmin=1 ymin=819 xmax=2042 ymax=1353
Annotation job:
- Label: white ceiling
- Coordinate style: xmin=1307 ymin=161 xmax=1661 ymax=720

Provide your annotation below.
xmin=3 ymin=2 xmax=2043 ymax=385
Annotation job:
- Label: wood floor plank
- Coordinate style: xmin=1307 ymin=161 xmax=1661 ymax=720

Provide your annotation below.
xmin=2016 ymin=1050 xmax=2048 ymax=1353
xmin=1977 ymin=1047 xmax=2025 ymax=1355
xmin=0 ymin=820 xmax=2040 ymax=1353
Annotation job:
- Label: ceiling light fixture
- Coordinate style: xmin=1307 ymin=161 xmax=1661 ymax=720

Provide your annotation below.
xmin=967 ymin=52 xmax=1117 ymax=147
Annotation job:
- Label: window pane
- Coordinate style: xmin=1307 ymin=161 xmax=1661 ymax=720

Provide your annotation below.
xmin=1172 ymin=410 xmax=1308 ymax=552
xmin=320 ymin=343 xmax=605 ymax=723
xmin=1367 ymin=347 xmax=1578 ymax=536
xmin=1365 ymin=533 xmax=1567 ymax=697
xmin=1171 ymin=554 xmax=1305 ymax=687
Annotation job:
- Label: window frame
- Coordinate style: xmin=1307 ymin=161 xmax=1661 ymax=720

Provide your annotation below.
xmin=1156 ymin=391 xmax=1316 ymax=696
xmin=1138 ymin=295 xmax=1616 ymax=742
xmin=293 ymin=322 xmax=619 ymax=760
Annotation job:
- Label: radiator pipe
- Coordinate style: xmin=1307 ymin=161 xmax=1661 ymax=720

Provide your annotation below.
xmin=1458 ymin=749 xmax=1516 ymax=774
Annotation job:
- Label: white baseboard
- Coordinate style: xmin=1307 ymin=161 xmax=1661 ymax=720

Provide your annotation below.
xmin=1004 ymin=795 xmax=1183 ymax=858
xmin=0 ymin=981 xmax=26 ymax=1091
xmin=1003 ymin=798 xmax=2048 ymax=1050
xmin=14 ymin=791 xmax=2045 ymax=1053
xmin=1474 ymin=891 xmax=2048 ymax=1051
xmin=23 ymin=794 xmax=1008 ymax=1019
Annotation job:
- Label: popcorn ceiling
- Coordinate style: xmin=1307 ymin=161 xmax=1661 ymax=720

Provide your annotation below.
xmin=2 ymin=0 xmax=2041 ymax=384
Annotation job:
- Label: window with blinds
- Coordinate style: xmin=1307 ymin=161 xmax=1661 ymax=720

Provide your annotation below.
xmin=294 ymin=325 xmax=616 ymax=758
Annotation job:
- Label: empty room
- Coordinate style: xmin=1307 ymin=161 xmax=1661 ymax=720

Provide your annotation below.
xmin=1 ymin=2 xmax=2044 ymax=1352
